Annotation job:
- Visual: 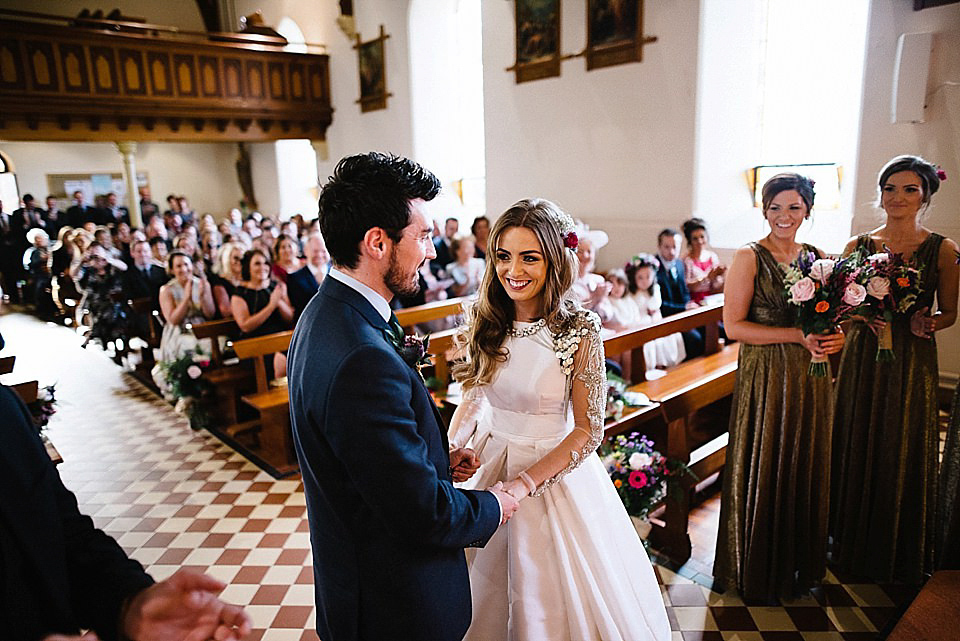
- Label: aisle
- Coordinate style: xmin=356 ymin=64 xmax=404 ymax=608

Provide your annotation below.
xmin=0 ymin=310 xmax=910 ymax=640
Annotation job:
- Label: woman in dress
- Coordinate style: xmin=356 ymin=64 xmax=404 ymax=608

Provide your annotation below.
xmin=714 ymin=173 xmax=845 ymax=603
xmin=571 ymin=226 xmax=613 ymax=324
xmin=681 ymin=218 xmax=726 ymax=304
xmin=471 ymin=215 xmax=490 ymax=259
xmin=211 ymin=241 xmax=246 ymax=318
xmin=448 ymin=198 xmax=670 ymax=640
xmin=151 ymin=250 xmax=216 ymax=392
xmin=830 ymin=155 xmax=958 ymax=584
xmin=231 ymin=248 xmax=294 ymax=379
xmin=271 ymin=235 xmax=302 ymax=284
xmin=445 ymin=235 xmax=485 ymax=297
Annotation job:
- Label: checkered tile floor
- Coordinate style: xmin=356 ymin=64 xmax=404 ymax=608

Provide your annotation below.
xmin=0 ymin=310 xmax=918 ymax=640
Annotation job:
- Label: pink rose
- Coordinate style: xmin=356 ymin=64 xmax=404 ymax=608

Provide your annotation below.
xmin=842 ymin=282 xmax=867 ymax=306
xmin=866 ymin=276 xmax=890 ymax=299
xmin=809 ymin=259 xmax=835 ymax=284
xmin=789 ymin=277 xmax=816 ymax=303
xmin=186 ymin=365 xmax=202 ymax=379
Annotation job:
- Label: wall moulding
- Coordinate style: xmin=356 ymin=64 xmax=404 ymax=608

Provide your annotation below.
xmin=0 ymin=16 xmax=332 ymax=143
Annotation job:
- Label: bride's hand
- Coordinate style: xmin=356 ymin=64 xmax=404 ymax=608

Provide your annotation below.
xmin=501 ymin=478 xmax=530 ymax=501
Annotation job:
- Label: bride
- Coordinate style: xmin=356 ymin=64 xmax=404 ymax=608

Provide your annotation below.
xmin=449 ymin=199 xmax=670 ymax=640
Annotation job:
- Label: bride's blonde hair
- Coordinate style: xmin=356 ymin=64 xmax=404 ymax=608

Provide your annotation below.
xmin=452 ymin=198 xmax=580 ymax=389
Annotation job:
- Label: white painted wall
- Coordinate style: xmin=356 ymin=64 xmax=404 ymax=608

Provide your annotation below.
xmin=481 ymin=0 xmax=702 ymax=272
xmin=0 ymin=140 xmax=241 ymax=214
xmin=851 ymin=0 xmax=960 ymax=376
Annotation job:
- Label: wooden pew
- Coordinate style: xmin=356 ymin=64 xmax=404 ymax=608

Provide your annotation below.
xmin=189 ymin=318 xmax=258 ymax=435
xmin=395 ymin=296 xmax=468 ymax=332
xmin=127 ymin=296 xmax=162 ymax=389
xmin=603 ymin=303 xmax=735 ymax=560
xmin=232 ymin=330 xmax=297 ymax=474
xmin=0 ymin=355 xmax=14 ymax=375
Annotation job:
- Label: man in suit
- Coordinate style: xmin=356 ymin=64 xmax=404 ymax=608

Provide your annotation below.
xmin=124 ymin=239 xmax=168 ymax=304
xmin=0 ymin=199 xmax=23 ymax=301
xmin=44 ymin=195 xmax=63 ymax=239
xmin=288 ymin=152 xmax=517 ymax=641
xmin=139 ymin=186 xmax=160 ymax=224
xmin=103 ymin=191 xmax=130 ymax=227
xmin=0 ymin=383 xmax=251 ymax=640
xmin=66 ymin=190 xmax=92 ymax=228
xmin=430 ymin=216 xmax=458 ymax=275
xmin=656 ymin=228 xmax=705 ymax=358
xmin=287 ymin=230 xmax=329 ymax=320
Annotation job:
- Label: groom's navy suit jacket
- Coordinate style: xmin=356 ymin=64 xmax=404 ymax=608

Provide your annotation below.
xmin=288 ymin=276 xmax=500 ymax=641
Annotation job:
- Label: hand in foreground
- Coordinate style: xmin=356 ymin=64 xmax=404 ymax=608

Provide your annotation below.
xmin=865 ymin=316 xmax=887 ymax=336
xmin=449 ymin=447 xmax=480 ymax=482
xmin=800 ymin=329 xmax=844 ymax=357
xmin=500 ymin=477 xmax=532 ymax=501
xmin=488 ymin=482 xmax=520 ymax=526
xmin=910 ymin=306 xmax=936 ymax=338
xmin=123 ymin=568 xmax=252 ymax=641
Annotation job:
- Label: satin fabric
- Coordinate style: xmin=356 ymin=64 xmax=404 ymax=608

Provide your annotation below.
xmin=714 ymin=243 xmax=834 ymax=603
xmin=459 ymin=323 xmax=670 ymax=641
xmin=831 ymin=233 xmax=947 ymax=584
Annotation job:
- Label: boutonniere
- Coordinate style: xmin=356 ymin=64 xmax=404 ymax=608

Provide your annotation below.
xmin=386 ymin=330 xmax=432 ymax=379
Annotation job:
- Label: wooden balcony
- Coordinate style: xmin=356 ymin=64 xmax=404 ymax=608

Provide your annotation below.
xmin=0 ymin=11 xmax=332 ymax=142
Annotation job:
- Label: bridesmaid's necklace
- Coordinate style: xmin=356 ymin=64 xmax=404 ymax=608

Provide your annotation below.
xmin=506 ymin=318 xmax=546 ymax=338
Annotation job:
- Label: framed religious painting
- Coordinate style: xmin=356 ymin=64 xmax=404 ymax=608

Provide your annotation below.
xmin=355 ymin=25 xmax=391 ymax=112
xmin=585 ymin=0 xmax=657 ymax=70
xmin=512 ymin=0 xmax=561 ymax=83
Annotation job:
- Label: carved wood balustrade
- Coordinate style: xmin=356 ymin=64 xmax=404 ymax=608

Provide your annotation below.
xmin=0 ymin=13 xmax=332 ymax=142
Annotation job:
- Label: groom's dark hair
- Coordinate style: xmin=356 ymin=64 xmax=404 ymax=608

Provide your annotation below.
xmin=318 ymin=152 xmax=441 ymax=269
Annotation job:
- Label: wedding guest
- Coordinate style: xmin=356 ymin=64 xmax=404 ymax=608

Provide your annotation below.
xmin=139 ymin=185 xmax=159 ymax=223
xmin=231 ymin=248 xmax=294 ymax=379
xmin=77 ymin=243 xmax=129 ymax=359
xmin=271 ymin=234 xmax=302 ymax=283
xmin=571 ymin=224 xmax=612 ymax=323
xmin=625 ymin=253 xmax=686 ymax=369
xmin=445 ymin=235 xmax=485 ymax=297
xmin=23 ymin=228 xmax=54 ymax=314
xmin=448 ymin=198 xmax=670 ymax=639
xmin=471 ymin=215 xmax=490 ymax=259
xmin=44 ymin=195 xmax=63 ymax=238
xmin=714 ymin=173 xmax=844 ymax=603
xmin=66 ymin=190 xmax=92 ymax=228
xmin=153 ymin=251 xmax=215 ymax=389
xmin=211 ymin=241 xmax=246 ymax=318
xmin=124 ymin=239 xmax=168 ymax=337
xmin=682 ymin=217 xmax=726 ymax=303
xmin=432 ymin=216 xmax=459 ymax=274
xmin=830 ymin=155 xmax=959 ymax=584
xmin=657 ymin=228 xmax=705 ymax=357
xmin=287 ymin=231 xmax=330 ymax=320
xmin=149 ymin=235 xmax=169 ymax=268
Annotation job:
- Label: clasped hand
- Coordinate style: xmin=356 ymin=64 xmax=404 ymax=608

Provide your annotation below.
xmin=800 ymin=328 xmax=845 ymax=358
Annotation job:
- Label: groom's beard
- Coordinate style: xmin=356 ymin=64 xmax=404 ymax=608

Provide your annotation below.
xmin=385 ymin=247 xmax=422 ymax=298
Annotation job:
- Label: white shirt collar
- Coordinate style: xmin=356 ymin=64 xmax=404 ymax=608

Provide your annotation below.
xmin=328 ymin=267 xmax=392 ymax=322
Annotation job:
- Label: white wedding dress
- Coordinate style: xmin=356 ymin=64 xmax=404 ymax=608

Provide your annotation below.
xmin=450 ymin=312 xmax=670 ymax=641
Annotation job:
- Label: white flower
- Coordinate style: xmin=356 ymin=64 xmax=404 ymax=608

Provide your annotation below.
xmin=186 ymin=365 xmax=202 ymax=379
xmin=866 ymin=276 xmax=890 ymax=299
xmin=809 ymin=259 xmax=835 ymax=284
xmin=867 ymin=252 xmax=889 ymax=264
xmin=789 ymin=277 xmax=816 ymax=303
xmin=842 ymin=282 xmax=867 ymax=307
xmin=629 ymin=452 xmax=653 ymax=470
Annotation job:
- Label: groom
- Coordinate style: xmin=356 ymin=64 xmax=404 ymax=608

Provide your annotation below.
xmin=288 ymin=152 xmax=517 ymax=641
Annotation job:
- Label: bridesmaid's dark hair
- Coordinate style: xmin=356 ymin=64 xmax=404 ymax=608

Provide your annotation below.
xmin=681 ymin=218 xmax=708 ymax=244
xmin=761 ymin=173 xmax=815 ymax=213
xmin=878 ymin=155 xmax=941 ymax=204
xmin=625 ymin=253 xmax=660 ymax=295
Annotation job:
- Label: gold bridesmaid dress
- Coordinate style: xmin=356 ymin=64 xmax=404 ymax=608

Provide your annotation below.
xmin=830 ymin=233 xmax=944 ymax=584
xmin=715 ymin=243 xmax=834 ymax=603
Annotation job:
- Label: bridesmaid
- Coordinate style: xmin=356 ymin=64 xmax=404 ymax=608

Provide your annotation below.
xmin=714 ymin=173 xmax=845 ymax=603
xmin=830 ymin=155 xmax=958 ymax=584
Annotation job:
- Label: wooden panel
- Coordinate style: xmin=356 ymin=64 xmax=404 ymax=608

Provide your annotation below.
xmin=198 ymin=55 xmax=221 ymax=97
xmin=173 ymin=54 xmax=197 ymax=97
xmin=288 ymin=62 xmax=305 ymax=100
xmin=58 ymin=43 xmax=89 ymax=93
xmin=268 ymin=61 xmax=285 ymax=100
xmin=119 ymin=48 xmax=146 ymax=95
xmin=307 ymin=62 xmax=327 ymax=102
xmin=0 ymin=37 xmax=25 ymax=90
xmin=245 ymin=59 xmax=265 ymax=99
xmin=146 ymin=51 xmax=173 ymax=96
xmin=25 ymin=40 xmax=58 ymax=91
xmin=89 ymin=46 xmax=118 ymax=94
xmin=223 ymin=58 xmax=243 ymax=97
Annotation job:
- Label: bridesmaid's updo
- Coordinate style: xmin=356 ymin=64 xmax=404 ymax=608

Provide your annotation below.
xmin=761 ymin=173 xmax=816 ymax=214
xmin=878 ymin=155 xmax=941 ymax=204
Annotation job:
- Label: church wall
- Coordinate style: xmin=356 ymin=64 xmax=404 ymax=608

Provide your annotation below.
xmin=852 ymin=0 xmax=960 ymax=377
xmin=0 ymin=140 xmax=241 ymax=215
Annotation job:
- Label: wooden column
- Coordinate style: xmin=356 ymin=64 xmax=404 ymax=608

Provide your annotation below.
xmin=115 ymin=141 xmax=142 ymax=229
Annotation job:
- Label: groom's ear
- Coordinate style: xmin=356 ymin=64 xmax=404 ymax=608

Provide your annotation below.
xmin=360 ymin=227 xmax=389 ymax=261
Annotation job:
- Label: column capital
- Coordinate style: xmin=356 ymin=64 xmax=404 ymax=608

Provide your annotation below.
xmin=115 ymin=141 xmax=138 ymax=156
xmin=310 ymin=139 xmax=329 ymax=162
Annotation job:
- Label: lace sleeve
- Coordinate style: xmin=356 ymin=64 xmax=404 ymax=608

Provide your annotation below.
xmin=521 ymin=311 xmax=606 ymax=497
xmin=447 ymin=384 xmax=487 ymax=450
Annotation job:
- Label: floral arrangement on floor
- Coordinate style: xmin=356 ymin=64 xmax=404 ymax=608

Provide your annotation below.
xmin=848 ymin=247 xmax=925 ymax=361
xmin=782 ymin=252 xmax=861 ymax=376
xmin=599 ymin=432 xmax=695 ymax=521
xmin=157 ymin=350 xmax=213 ymax=429
xmin=26 ymin=383 xmax=58 ymax=432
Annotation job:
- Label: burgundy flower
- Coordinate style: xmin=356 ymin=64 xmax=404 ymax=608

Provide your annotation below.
xmin=937 ymin=169 xmax=948 ymax=181
xmin=563 ymin=231 xmax=579 ymax=250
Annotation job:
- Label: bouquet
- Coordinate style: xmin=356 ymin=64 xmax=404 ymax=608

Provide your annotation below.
xmin=26 ymin=383 xmax=58 ymax=432
xmin=783 ymin=252 xmax=861 ymax=376
xmin=599 ymin=432 xmax=694 ymax=521
xmin=158 ymin=350 xmax=213 ymax=429
xmin=848 ymin=248 xmax=925 ymax=360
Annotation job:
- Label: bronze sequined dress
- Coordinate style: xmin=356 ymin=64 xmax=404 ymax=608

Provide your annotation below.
xmin=715 ymin=243 xmax=834 ymax=603
xmin=830 ymin=233 xmax=945 ymax=584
